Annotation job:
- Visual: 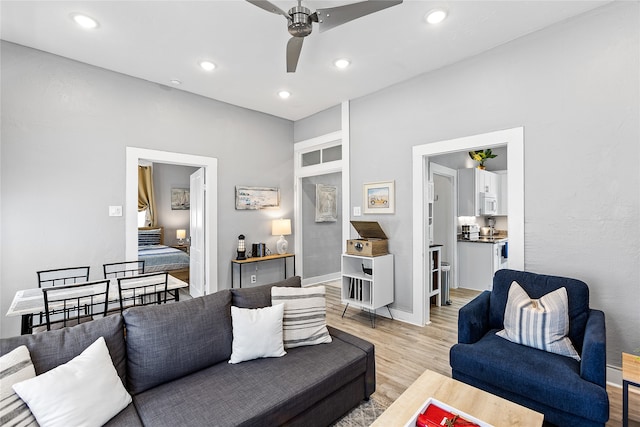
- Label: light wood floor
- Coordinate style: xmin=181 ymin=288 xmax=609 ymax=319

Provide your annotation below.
xmin=324 ymin=284 xmax=639 ymax=426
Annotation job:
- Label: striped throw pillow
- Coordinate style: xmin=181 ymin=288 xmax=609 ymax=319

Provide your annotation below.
xmin=271 ymin=286 xmax=332 ymax=349
xmin=497 ymin=281 xmax=580 ymax=361
xmin=0 ymin=346 xmax=38 ymax=427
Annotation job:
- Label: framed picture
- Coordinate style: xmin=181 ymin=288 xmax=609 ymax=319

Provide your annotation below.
xmin=363 ymin=181 xmax=395 ymax=214
xmin=171 ymin=188 xmax=190 ymax=210
xmin=235 ymin=186 xmax=280 ymax=210
xmin=315 ymin=184 xmax=338 ymax=222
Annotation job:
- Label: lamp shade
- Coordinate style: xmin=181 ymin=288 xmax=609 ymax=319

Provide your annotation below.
xmin=176 ymin=229 xmax=186 ymax=240
xmin=272 ymin=219 xmax=291 ymax=236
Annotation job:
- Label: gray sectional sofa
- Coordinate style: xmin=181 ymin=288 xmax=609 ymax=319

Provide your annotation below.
xmin=0 ymin=276 xmax=376 ymax=426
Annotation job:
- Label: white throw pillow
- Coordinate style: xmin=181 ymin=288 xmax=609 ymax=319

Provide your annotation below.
xmin=229 ymin=304 xmax=286 ymax=364
xmin=497 ymin=281 xmax=580 ymax=361
xmin=271 ymin=286 xmax=332 ymax=349
xmin=0 ymin=346 xmax=38 ymax=427
xmin=12 ymin=336 xmax=132 ymax=427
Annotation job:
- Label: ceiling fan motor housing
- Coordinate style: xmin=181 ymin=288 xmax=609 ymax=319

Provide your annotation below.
xmin=287 ymin=5 xmax=313 ymax=37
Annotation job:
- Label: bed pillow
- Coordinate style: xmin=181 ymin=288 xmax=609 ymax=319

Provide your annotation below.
xmin=12 ymin=337 xmax=132 ymax=427
xmin=138 ymin=228 xmax=162 ymax=246
xmin=229 ymin=304 xmax=286 ymax=364
xmin=271 ymin=286 xmax=332 ymax=349
xmin=0 ymin=346 xmax=38 ymax=427
xmin=497 ymin=281 xmax=580 ymax=361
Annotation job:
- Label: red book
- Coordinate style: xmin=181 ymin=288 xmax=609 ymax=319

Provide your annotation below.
xmin=416 ymin=403 xmax=481 ymax=427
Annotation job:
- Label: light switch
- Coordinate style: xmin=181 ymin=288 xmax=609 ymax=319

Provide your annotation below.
xmin=353 ymin=207 xmax=362 ymax=217
xmin=109 ymin=206 xmax=123 ymax=217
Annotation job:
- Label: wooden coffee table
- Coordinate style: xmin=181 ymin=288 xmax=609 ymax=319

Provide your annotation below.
xmin=371 ymin=370 xmax=544 ymax=427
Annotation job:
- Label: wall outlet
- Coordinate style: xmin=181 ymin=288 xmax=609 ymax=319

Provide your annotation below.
xmin=250 ymin=275 xmax=257 ymax=284
xmin=109 ymin=206 xmax=123 ymax=217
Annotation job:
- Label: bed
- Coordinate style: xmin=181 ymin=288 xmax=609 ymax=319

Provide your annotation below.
xmin=138 ymin=227 xmax=190 ymax=283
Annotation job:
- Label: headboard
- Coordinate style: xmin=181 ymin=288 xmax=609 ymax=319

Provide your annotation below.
xmin=138 ymin=227 xmax=164 ymax=246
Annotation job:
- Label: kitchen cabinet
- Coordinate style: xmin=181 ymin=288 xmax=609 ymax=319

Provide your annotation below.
xmin=458 ymin=168 xmax=498 ymax=216
xmin=458 ymin=240 xmax=508 ymax=291
xmin=495 ymin=170 xmax=508 ymax=216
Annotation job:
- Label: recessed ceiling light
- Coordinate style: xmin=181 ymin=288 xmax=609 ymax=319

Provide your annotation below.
xmin=199 ymin=61 xmax=216 ymax=71
xmin=71 ymin=13 xmax=99 ymax=29
xmin=278 ymin=91 xmax=291 ymax=99
xmin=425 ymin=9 xmax=447 ymax=25
xmin=334 ymin=58 xmax=351 ymax=69
xmin=170 ymin=79 xmax=182 ymax=85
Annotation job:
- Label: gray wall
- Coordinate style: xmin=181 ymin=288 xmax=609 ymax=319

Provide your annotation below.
xmin=0 ymin=41 xmax=294 ymax=337
xmin=152 ymin=163 xmax=198 ymax=247
xmin=348 ymin=2 xmax=639 ymax=365
xmin=430 ymin=146 xmax=508 ymax=171
xmin=301 ymin=173 xmax=342 ymax=278
xmin=293 ymin=105 xmax=341 ymax=143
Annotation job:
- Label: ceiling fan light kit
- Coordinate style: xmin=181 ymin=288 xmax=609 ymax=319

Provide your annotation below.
xmin=247 ymin=0 xmax=403 ymax=73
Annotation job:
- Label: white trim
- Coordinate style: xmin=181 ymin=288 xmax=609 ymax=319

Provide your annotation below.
xmin=125 ymin=147 xmax=218 ymax=294
xmin=341 ymin=101 xmax=351 ymax=252
xmin=411 ymin=127 xmax=524 ymax=326
xmin=301 ymin=272 xmax=341 ymax=287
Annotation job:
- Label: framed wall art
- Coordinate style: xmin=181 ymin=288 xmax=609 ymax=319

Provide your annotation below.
xmin=315 ymin=184 xmax=338 ymax=222
xmin=235 ymin=186 xmax=280 ymax=210
xmin=363 ymin=181 xmax=395 ymax=214
xmin=171 ymin=188 xmax=190 ymax=210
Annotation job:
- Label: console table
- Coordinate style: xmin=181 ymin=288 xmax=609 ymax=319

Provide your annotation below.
xmin=623 ymin=352 xmax=640 ymax=427
xmin=231 ymin=253 xmax=295 ymax=288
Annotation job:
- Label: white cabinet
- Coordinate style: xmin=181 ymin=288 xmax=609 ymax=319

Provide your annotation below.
xmin=458 ymin=168 xmax=499 ymax=216
xmin=341 ymin=254 xmax=394 ymax=313
xmin=458 ymin=241 xmax=508 ymax=291
xmin=495 ymin=170 xmax=508 ymax=216
xmin=428 ymin=246 xmax=441 ymax=306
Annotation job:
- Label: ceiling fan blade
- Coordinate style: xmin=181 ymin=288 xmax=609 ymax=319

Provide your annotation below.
xmin=286 ymin=37 xmax=304 ymax=73
xmin=316 ymin=0 xmax=402 ymax=33
xmin=246 ymin=0 xmax=290 ymax=19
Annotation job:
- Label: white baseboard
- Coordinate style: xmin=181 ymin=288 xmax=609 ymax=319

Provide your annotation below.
xmin=301 ymin=272 xmax=340 ymax=287
xmin=607 ymin=365 xmax=622 ymax=388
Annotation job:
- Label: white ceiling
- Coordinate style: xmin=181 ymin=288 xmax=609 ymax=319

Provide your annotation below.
xmin=1 ymin=1 xmax=610 ymax=121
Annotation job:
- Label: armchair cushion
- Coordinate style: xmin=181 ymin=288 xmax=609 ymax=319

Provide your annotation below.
xmin=496 ymin=281 xmax=580 ymax=361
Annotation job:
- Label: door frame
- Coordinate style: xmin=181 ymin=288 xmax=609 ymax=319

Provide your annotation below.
xmin=411 ymin=127 xmax=524 ymax=325
xmin=125 ymin=147 xmax=218 ymax=295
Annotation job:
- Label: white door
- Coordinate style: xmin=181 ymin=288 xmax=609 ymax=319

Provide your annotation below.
xmin=189 ymin=168 xmax=205 ymax=298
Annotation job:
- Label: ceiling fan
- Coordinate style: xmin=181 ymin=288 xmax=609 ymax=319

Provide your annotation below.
xmin=246 ymin=0 xmax=403 ymax=73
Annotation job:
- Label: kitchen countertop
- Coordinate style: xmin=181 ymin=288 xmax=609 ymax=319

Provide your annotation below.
xmin=458 ymin=235 xmax=508 ymax=244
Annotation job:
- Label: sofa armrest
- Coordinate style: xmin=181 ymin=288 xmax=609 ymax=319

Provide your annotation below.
xmin=327 ymin=326 xmax=375 ymax=398
xmin=580 ymin=309 xmax=606 ymax=387
xmin=458 ymin=291 xmax=491 ymax=344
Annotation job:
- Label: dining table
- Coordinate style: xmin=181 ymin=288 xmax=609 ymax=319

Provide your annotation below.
xmin=6 ymin=275 xmax=189 ymax=335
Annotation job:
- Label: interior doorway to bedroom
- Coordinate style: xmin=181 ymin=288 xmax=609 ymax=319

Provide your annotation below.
xmin=125 ymin=147 xmax=218 ymax=297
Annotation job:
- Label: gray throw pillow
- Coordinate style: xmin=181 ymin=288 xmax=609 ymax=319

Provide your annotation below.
xmin=231 ymin=276 xmax=301 ymax=308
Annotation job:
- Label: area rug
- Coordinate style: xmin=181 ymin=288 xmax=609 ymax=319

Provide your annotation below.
xmin=331 ymin=394 xmax=392 ymax=426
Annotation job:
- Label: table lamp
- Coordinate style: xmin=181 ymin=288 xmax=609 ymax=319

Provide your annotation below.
xmin=237 ymin=234 xmax=247 ymax=260
xmin=272 ymin=219 xmax=291 ymax=255
xmin=176 ymin=229 xmax=186 ymax=245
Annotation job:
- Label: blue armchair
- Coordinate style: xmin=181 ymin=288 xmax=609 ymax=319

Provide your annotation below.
xmin=449 ymin=269 xmax=609 ymax=426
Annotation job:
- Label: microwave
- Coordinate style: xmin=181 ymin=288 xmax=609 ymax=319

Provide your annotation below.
xmin=480 ymin=192 xmax=498 ymax=215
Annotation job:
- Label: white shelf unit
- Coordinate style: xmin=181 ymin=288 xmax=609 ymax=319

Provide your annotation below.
xmin=429 ymin=246 xmax=442 ymax=307
xmin=341 ymin=254 xmax=394 ymax=313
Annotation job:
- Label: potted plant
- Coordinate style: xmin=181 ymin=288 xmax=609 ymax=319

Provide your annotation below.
xmin=469 ymin=149 xmax=497 ymax=169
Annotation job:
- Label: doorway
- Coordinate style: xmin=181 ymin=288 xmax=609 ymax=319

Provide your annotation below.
xmin=125 ymin=147 xmax=218 ymax=295
xmin=412 ymin=127 xmax=524 ymax=325
xmin=430 ymin=163 xmax=457 ymax=290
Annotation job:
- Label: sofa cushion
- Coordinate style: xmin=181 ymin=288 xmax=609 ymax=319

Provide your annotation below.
xmin=0 ymin=346 xmax=37 ymax=427
xmin=0 ymin=314 xmax=127 ymax=382
xmin=490 ymin=269 xmax=589 ymax=352
xmin=131 ymin=330 xmax=369 ymax=427
xmin=271 ymin=285 xmax=332 ymax=349
xmin=123 ymin=289 xmax=232 ymax=394
xmin=229 ymin=305 xmax=286 ymax=364
xmin=231 ymin=276 xmax=301 ymax=308
xmin=12 ymin=337 xmax=132 ymax=427
xmin=496 ymin=282 xmax=580 ymax=360
xmin=450 ymin=331 xmax=609 ymax=422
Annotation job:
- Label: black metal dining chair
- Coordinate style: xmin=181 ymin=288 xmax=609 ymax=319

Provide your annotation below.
xmin=37 ymin=266 xmax=90 ymax=288
xmin=103 ymin=260 xmax=145 ymax=279
xmin=42 ymin=280 xmax=110 ymax=331
xmin=117 ymin=272 xmax=169 ymax=311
